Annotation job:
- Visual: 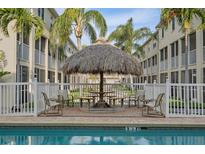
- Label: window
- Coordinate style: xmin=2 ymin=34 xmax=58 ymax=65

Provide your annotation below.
xmin=38 ymin=8 xmax=44 ymax=20
xmin=164 ymin=47 xmax=168 ymax=60
xmin=160 ymin=73 xmax=167 ymax=83
xmin=41 ymin=37 xmax=46 ymax=52
xmin=23 ymin=31 xmax=29 ymax=45
xmin=160 ymin=49 xmax=164 ymax=61
xmin=153 ymin=42 xmax=156 ymax=49
xmin=19 ymin=65 xmax=28 ymax=82
xmin=155 ymin=55 xmax=157 ymax=65
xmin=203 ymin=30 xmax=205 ymax=46
xmin=176 ymin=41 xmax=178 ymax=56
xmin=181 ymin=37 xmax=185 ymax=53
xmin=181 ymin=71 xmax=185 ymax=83
xmin=152 ymin=56 xmax=155 ymax=66
xmin=162 ymin=28 xmax=164 ymax=38
xmin=172 ymin=17 xmax=175 ymax=31
xmin=148 ymin=58 xmax=151 ymax=67
xmin=189 ymin=32 xmax=196 ymax=51
xmin=35 ymin=39 xmax=40 ymax=50
xmin=171 ymin=43 xmax=175 ymax=57
xmin=171 ymin=71 xmax=178 ymax=83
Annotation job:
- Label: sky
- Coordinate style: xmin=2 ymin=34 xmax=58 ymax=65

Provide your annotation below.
xmin=55 ymin=8 xmax=161 ymax=46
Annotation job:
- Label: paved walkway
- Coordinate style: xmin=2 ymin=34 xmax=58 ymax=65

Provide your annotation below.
xmin=1 ymin=107 xmax=205 ymax=127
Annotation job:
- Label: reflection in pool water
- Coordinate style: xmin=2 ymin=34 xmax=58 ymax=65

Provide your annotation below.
xmin=0 ymin=127 xmax=205 ymax=145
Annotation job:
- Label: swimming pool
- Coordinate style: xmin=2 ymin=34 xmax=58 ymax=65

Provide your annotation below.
xmin=0 ymin=127 xmax=205 ymax=145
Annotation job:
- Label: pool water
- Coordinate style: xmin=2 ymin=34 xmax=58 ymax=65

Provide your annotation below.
xmin=0 ymin=127 xmax=205 ymax=145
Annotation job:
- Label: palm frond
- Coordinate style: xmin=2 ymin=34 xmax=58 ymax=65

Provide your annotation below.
xmin=84 ymin=23 xmax=97 ymax=43
xmin=84 ymin=10 xmax=107 ymax=37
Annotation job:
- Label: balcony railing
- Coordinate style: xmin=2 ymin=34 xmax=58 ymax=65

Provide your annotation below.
xmin=151 ymin=65 xmax=158 ymax=74
xmin=143 ymin=68 xmax=147 ymax=75
xmin=181 ymin=49 xmax=196 ymax=66
xmin=17 ymin=41 xmax=29 ymax=61
xmin=35 ymin=49 xmax=45 ymax=66
xmin=160 ymin=60 xmax=168 ymax=71
xmin=171 ymin=56 xmax=178 ymax=69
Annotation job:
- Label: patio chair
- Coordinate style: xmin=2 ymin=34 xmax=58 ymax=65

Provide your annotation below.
xmin=128 ymin=90 xmax=145 ymax=108
xmin=142 ymin=93 xmax=165 ymax=117
xmin=58 ymin=90 xmax=74 ymax=107
xmin=42 ymin=92 xmax=63 ymax=116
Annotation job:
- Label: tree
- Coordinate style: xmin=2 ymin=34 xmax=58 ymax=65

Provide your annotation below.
xmin=108 ymin=18 xmax=152 ymax=87
xmin=160 ymin=8 xmax=205 ymax=83
xmin=50 ymin=8 xmax=107 ymax=50
xmin=108 ymin=18 xmax=152 ymax=58
xmin=0 ymin=8 xmax=44 ymax=82
xmin=0 ymin=8 xmax=44 ymax=39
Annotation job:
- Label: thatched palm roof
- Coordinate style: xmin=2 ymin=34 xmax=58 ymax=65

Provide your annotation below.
xmin=62 ymin=42 xmax=142 ymax=76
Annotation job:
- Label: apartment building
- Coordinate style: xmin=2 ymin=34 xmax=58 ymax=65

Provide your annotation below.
xmin=137 ymin=16 xmax=205 ymax=84
xmin=0 ymin=8 xmax=77 ymax=83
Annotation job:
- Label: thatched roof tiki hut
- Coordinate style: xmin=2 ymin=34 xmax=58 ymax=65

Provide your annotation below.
xmin=62 ymin=39 xmax=142 ymax=108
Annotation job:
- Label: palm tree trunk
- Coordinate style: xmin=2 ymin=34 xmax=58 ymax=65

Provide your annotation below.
xmin=99 ymin=72 xmax=104 ymax=102
xmin=185 ymin=29 xmax=189 ymax=83
xmin=77 ymin=37 xmax=82 ymax=50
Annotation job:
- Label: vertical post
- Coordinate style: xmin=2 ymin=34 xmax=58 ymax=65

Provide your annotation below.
xmin=99 ymin=72 xmax=104 ymax=102
xmin=144 ymin=80 xmax=147 ymax=99
xmin=153 ymin=80 xmax=156 ymax=100
xmin=33 ymin=78 xmax=38 ymax=117
xmin=165 ymin=78 xmax=170 ymax=117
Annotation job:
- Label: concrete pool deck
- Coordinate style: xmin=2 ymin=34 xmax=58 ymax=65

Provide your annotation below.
xmin=0 ymin=107 xmax=205 ymax=127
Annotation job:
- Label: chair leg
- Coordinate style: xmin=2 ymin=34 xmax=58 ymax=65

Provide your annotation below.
xmin=121 ymin=98 xmax=123 ymax=107
xmin=80 ymin=99 xmax=83 ymax=108
xmin=88 ymin=100 xmax=90 ymax=110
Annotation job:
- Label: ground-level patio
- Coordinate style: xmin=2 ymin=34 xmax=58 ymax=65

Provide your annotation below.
xmin=1 ymin=107 xmax=205 ymax=127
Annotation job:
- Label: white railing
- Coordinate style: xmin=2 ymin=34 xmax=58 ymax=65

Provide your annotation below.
xmin=1 ymin=79 xmax=205 ymax=118
xmin=0 ymin=82 xmax=35 ymax=116
xmin=171 ymin=56 xmax=178 ymax=69
xmin=181 ymin=50 xmax=196 ymax=66
xmin=48 ymin=55 xmax=55 ymax=69
xmin=17 ymin=41 xmax=29 ymax=61
xmin=35 ymin=50 xmax=45 ymax=66
xmin=168 ymin=83 xmax=205 ymax=117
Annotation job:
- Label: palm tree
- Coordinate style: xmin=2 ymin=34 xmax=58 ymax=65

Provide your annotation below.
xmin=0 ymin=8 xmax=44 ymax=39
xmin=108 ymin=18 xmax=152 ymax=87
xmin=160 ymin=8 xmax=205 ymax=83
xmin=50 ymin=8 xmax=107 ymax=50
xmin=0 ymin=8 xmax=44 ymax=82
xmin=108 ymin=18 xmax=152 ymax=57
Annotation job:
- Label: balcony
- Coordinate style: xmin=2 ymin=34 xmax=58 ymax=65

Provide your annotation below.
xmin=181 ymin=49 xmax=196 ymax=66
xmin=35 ymin=49 xmax=45 ymax=66
xmin=17 ymin=41 xmax=29 ymax=61
xmin=147 ymin=67 xmax=151 ymax=74
xmin=151 ymin=65 xmax=158 ymax=74
xmin=48 ymin=55 xmax=55 ymax=69
xmin=143 ymin=68 xmax=147 ymax=75
xmin=160 ymin=60 xmax=168 ymax=72
xmin=171 ymin=56 xmax=178 ymax=69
